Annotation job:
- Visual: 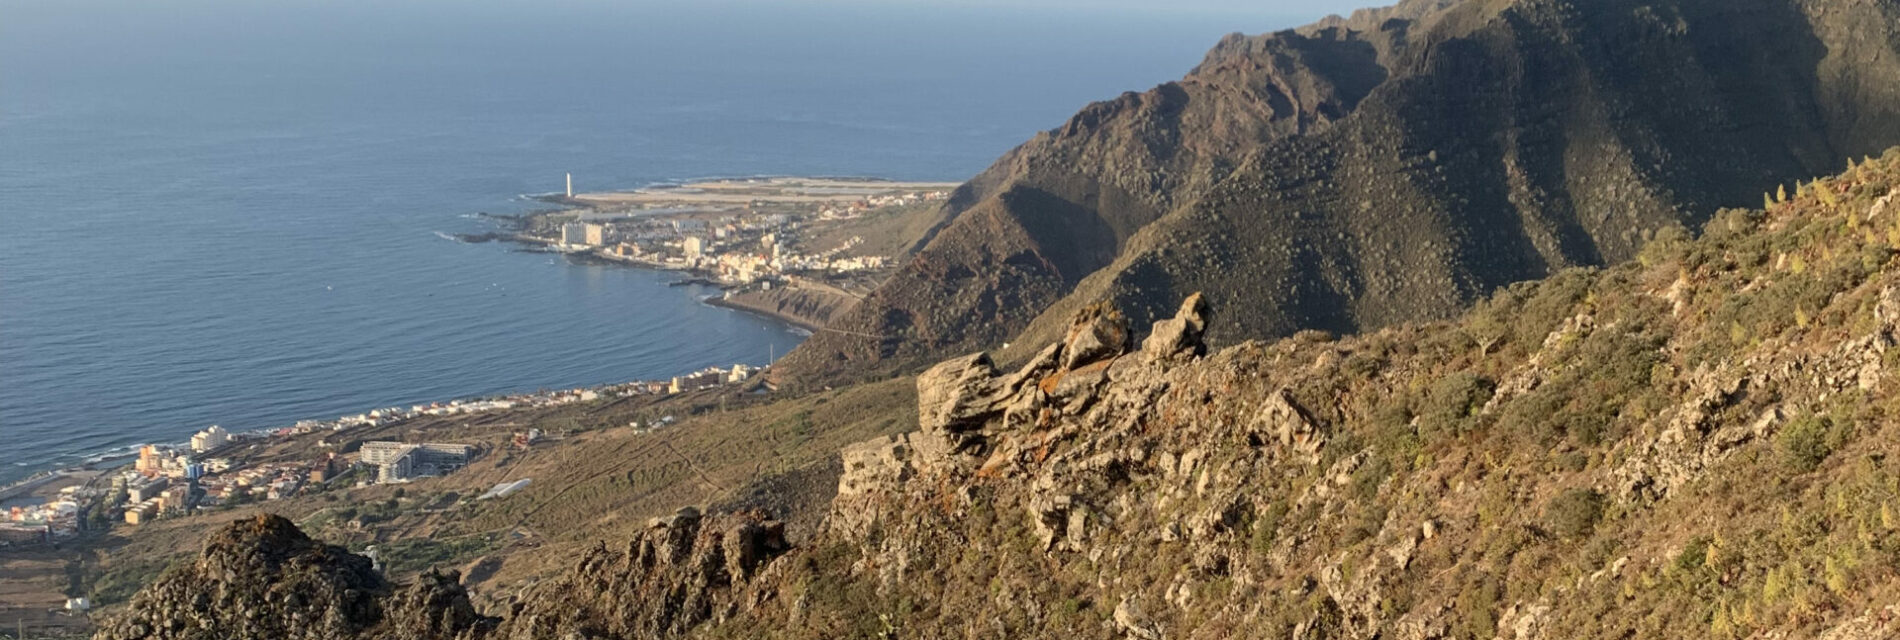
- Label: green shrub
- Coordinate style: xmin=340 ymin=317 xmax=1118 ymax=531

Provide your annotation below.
xmin=1453 ymin=575 xmax=1503 ymax=639
xmin=1250 ymin=501 xmax=1289 ymax=555
xmin=1546 ymin=488 xmax=1606 ymax=539
xmin=1673 ymin=535 xmax=1711 ymax=573
xmin=1778 ymin=414 xmax=1834 ymax=473
xmin=1418 ymin=373 xmax=1495 ymax=437
xmin=1556 ymin=451 xmax=1589 ymax=472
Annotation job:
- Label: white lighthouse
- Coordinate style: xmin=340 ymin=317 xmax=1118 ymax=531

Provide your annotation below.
xmin=565 ymin=173 xmax=573 ymax=198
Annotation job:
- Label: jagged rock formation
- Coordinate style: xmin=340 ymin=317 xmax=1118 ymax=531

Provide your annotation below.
xmin=777 ymin=0 xmax=1900 ymax=387
xmin=381 ymin=570 xmax=493 ymax=640
xmin=93 ymin=514 xmax=492 ymax=640
xmin=490 ymin=508 xmax=787 ymax=640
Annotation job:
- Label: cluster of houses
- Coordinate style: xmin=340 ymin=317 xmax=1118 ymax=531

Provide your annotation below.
xmin=112 ymin=441 xmax=449 ymax=527
xmin=110 ymin=443 xmax=343 ymax=525
xmin=814 ymin=189 xmax=948 ymax=219
xmin=10 ymin=359 xmax=770 ymax=539
xmin=0 ymin=485 xmax=91 ymax=544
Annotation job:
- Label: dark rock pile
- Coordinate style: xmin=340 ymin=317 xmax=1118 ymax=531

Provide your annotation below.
xmin=95 ymin=514 xmax=491 ymax=640
xmin=491 ymin=508 xmax=788 ymax=640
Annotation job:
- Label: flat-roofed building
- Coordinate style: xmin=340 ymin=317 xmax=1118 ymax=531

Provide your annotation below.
xmin=128 ymin=477 xmax=169 ymax=503
xmin=190 ymin=425 xmax=230 ymax=452
xmin=360 ymin=441 xmax=476 ymax=483
xmin=561 ymin=222 xmax=589 ymax=246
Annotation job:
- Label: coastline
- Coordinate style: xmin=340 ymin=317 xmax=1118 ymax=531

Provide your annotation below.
xmin=703 ymin=294 xmax=828 ymax=332
xmin=462 ymin=177 xmax=921 ymax=334
xmin=9 ymin=175 xmax=938 ymax=487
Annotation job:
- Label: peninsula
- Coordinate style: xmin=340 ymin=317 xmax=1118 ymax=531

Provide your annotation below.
xmin=482 ymin=176 xmax=960 ymax=330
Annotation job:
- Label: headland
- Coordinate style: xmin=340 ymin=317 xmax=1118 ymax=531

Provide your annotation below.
xmin=470 ymin=176 xmax=959 ymax=330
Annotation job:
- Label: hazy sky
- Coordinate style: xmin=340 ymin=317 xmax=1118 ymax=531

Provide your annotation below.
xmin=860 ymin=0 xmax=1381 ymax=17
xmin=696 ymin=0 xmax=1387 ymax=23
xmin=0 ymin=0 xmax=1388 ymax=36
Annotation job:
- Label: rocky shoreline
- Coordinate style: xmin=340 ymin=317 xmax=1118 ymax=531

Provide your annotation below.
xmin=702 ymin=286 xmax=858 ymax=332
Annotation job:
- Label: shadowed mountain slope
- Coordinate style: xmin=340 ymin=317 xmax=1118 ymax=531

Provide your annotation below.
xmin=777 ymin=0 xmax=1900 ymax=386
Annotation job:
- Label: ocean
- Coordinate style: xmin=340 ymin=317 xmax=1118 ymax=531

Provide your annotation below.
xmin=0 ymin=0 xmax=1300 ymax=484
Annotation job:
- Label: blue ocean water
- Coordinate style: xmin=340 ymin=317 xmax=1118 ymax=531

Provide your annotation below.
xmin=0 ymin=0 xmax=1300 ymax=483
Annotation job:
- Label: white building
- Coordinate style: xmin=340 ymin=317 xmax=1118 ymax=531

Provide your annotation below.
xmin=190 ymin=425 xmax=230 ymax=453
xmin=580 ymin=223 xmax=607 ymax=246
xmin=561 ymin=222 xmax=590 ymax=246
xmin=683 ymin=236 xmax=705 ymax=262
xmin=360 ymin=441 xmax=476 ymax=483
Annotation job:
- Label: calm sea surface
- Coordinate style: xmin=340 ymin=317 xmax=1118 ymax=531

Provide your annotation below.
xmin=0 ymin=0 xmax=1298 ymax=483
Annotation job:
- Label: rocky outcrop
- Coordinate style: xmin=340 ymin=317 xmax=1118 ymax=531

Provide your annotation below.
xmin=1139 ymin=293 xmax=1207 ymax=361
xmin=837 ymin=293 xmax=1206 ymax=503
xmin=94 ymin=514 xmax=490 ymax=640
xmin=1812 ymin=606 xmax=1900 ymax=640
xmin=380 ymin=570 xmax=496 ymax=640
xmin=492 ymin=508 xmax=787 ymax=640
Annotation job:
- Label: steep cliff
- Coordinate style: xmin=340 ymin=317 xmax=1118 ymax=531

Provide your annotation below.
xmin=777 ymin=0 xmax=1900 ymax=387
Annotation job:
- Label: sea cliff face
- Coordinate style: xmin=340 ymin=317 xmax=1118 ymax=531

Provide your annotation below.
xmin=106 ymin=150 xmax=1900 ymax=639
xmin=776 ymin=0 xmax=1900 ymax=387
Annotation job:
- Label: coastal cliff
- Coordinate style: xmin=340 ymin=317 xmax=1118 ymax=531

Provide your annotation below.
xmin=710 ymin=285 xmax=859 ymax=331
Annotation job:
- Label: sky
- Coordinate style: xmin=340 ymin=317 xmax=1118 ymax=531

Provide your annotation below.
xmin=0 ymin=0 xmax=1384 ymax=26
xmin=857 ymin=0 xmax=1382 ymax=18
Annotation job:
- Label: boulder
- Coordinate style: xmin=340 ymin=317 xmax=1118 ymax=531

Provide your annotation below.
xmin=1061 ymin=306 xmax=1132 ymax=369
xmin=1255 ymin=390 xmax=1325 ymax=463
xmin=916 ymin=352 xmax=1005 ymax=442
xmin=1141 ymin=292 xmax=1208 ymax=360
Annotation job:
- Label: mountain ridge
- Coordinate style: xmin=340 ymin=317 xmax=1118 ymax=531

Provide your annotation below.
xmin=777 ymin=0 xmax=1900 ymax=386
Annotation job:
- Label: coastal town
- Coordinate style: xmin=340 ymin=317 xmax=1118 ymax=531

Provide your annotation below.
xmin=531 ymin=177 xmax=951 ymax=280
xmin=0 ymin=361 xmax=763 ymax=547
